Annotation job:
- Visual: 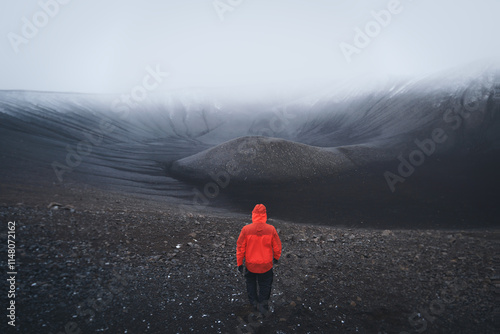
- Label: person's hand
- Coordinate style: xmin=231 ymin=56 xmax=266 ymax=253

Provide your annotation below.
xmin=273 ymin=259 xmax=279 ymax=265
xmin=238 ymin=265 xmax=244 ymax=274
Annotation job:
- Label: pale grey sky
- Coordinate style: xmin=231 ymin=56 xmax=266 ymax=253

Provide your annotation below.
xmin=1 ymin=0 xmax=499 ymax=94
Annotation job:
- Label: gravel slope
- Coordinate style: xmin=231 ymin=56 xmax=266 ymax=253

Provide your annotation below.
xmin=1 ymin=183 xmax=499 ymax=333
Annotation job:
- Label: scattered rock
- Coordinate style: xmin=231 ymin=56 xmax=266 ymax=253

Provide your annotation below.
xmin=47 ymin=202 xmax=76 ymax=212
xmin=381 ymin=230 xmax=394 ymax=237
xmin=4 ymin=200 xmax=497 ymax=333
xmin=47 ymin=202 xmax=63 ymax=209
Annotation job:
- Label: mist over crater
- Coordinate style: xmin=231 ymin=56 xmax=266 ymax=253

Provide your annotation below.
xmin=1 ymin=64 xmax=500 ymax=227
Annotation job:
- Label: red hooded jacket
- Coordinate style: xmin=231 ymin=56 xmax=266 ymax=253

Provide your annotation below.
xmin=236 ymin=204 xmax=282 ymax=273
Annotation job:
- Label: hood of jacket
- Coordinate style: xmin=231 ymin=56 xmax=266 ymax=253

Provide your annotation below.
xmin=252 ymin=204 xmax=267 ymax=223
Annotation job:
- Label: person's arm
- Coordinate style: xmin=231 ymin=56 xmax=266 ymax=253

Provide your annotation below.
xmin=236 ymin=228 xmax=247 ymax=267
xmin=272 ymin=228 xmax=282 ymax=261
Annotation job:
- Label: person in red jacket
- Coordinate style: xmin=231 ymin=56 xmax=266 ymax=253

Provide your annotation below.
xmin=236 ymin=204 xmax=282 ymax=314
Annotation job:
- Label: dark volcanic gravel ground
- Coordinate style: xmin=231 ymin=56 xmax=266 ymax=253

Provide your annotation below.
xmin=0 ymin=183 xmax=499 ymax=333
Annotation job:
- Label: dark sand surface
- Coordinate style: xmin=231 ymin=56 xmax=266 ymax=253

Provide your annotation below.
xmin=1 ymin=181 xmax=499 ymax=333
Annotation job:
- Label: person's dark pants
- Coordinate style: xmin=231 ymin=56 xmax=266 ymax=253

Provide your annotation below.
xmin=244 ymin=268 xmax=273 ymax=309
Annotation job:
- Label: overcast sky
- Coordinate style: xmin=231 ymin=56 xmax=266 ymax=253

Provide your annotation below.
xmin=1 ymin=0 xmax=499 ymax=94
